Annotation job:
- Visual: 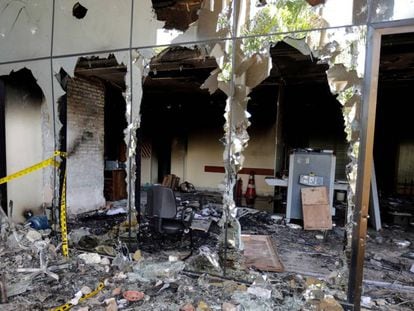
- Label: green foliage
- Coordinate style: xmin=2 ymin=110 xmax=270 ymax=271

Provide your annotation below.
xmin=242 ymin=8 xmax=279 ymax=55
xmin=242 ymin=0 xmax=321 ymax=55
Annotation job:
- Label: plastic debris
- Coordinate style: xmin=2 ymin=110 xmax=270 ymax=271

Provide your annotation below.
xmin=287 ymin=223 xmax=302 ymax=230
xmin=78 ymin=253 xmax=101 ymax=264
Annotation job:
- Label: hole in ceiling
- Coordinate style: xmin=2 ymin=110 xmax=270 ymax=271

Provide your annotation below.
xmin=73 ymin=2 xmax=88 ymax=19
xmin=151 ymin=0 xmax=204 ymax=31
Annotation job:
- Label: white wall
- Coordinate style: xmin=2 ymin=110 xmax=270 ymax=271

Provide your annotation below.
xmin=5 ymin=86 xmax=43 ymax=223
xmin=185 ymin=128 xmax=224 ymax=191
xmin=170 ymin=136 xmax=187 ymax=181
xmin=67 ymin=77 xmax=105 ymax=214
xmin=169 ymin=124 xmax=277 ymax=195
xmin=241 ymin=125 xmax=276 ymax=196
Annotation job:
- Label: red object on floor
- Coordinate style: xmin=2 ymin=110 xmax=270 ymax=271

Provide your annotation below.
xmin=245 ymin=171 xmax=257 ymax=207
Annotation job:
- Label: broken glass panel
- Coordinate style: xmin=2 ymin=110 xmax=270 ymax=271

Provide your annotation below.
xmin=0 ymin=0 xmax=53 ymax=63
xmin=53 ymin=0 xmax=131 ymax=56
xmin=132 ymin=0 xmax=230 ymax=48
xmin=236 ymin=0 xmax=356 ymax=40
xmin=370 ymin=0 xmax=414 ymax=23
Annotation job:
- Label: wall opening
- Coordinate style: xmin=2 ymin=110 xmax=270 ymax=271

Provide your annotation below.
xmin=151 ymin=0 xmax=204 ymax=31
xmin=0 ymin=68 xmax=46 ymax=223
xmin=373 ymin=32 xmax=414 ymax=227
xmin=249 ymin=41 xmax=348 ymax=221
xmin=140 ymin=46 xmax=224 ymax=190
xmin=64 ymin=54 xmax=128 ymax=215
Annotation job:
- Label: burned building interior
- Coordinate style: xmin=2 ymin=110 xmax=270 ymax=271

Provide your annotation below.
xmin=0 ymin=1 xmax=414 ymax=311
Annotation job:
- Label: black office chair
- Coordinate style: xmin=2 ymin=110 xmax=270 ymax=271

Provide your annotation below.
xmin=141 ymin=185 xmax=194 ymax=252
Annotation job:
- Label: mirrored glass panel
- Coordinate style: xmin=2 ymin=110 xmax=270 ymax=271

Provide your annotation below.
xmin=0 ymin=0 xmax=53 ymax=62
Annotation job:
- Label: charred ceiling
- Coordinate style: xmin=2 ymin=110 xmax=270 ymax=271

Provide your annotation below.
xmin=0 ymin=68 xmax=44 ymax=102
xmin=144 ymin=46 xmax=219 ymax=95
xmin=380 ymin=32 xmax=414 ymax=86
xmin=74 ymin=55 xmax=127 ymax=90
xmin=267 ymin=41 xmax=329 ymax=86
xmin=141 ymin=46 xmax=226 ymax=131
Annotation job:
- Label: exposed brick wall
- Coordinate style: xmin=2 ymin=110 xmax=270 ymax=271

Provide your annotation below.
xmin=67 ymin=77 xmax=105 ymax=214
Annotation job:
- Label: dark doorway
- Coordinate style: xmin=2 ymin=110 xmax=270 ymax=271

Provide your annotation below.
xmin=0 ymin=80 xmax=6 ymax=213
xmin=374 ymin=32 xmax=414 ymax=225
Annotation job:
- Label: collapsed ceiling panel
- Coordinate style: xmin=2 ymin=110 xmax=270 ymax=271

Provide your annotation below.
xmin=0 ymin=0 xmax=53 ymax=63
xmin=53 ymin=0 xmax=131 ymax=56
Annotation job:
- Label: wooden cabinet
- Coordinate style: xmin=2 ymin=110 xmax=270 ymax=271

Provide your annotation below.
xmin=104 ymin=169 xmax=127 ymax=201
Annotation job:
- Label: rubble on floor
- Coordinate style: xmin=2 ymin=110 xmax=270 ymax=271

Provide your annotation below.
xmin=0 ymin=194 xmax=413 ymax=310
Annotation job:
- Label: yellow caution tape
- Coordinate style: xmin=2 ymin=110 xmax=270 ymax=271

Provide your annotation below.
xmin=0 ymin=151 xmax=66 ymax=185
xmin=50 ymin=281 xmax=105 ymax=311
xmin=0 ymin=151 xmax=69 ymax=258
xmin=60 ymin=171 xmax=68 ymax=257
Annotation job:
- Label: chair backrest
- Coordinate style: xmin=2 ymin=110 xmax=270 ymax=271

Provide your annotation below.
xmin=146 ymin=185 xmax=177 ymax=219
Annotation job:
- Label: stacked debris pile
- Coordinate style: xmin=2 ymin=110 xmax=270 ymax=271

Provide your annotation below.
xmin=1 ymin=198 xmax=414 ymax=310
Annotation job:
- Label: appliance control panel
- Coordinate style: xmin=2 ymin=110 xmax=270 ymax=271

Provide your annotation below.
xmin=299 ymin=174 xmax=324 ymax=186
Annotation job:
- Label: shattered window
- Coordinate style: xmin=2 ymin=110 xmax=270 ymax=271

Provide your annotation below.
xmin=370 ymin=0 xmax=414 ymax=22
xmin=151 ymin=0 xmax=204 ymax=31
xmin=1 ymin=0 xmax=414 ymax=310
xmin=133 ymin=0 xmax=230 ymax=47
xmin=53 ymin=0 xmax=130 ymax=56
